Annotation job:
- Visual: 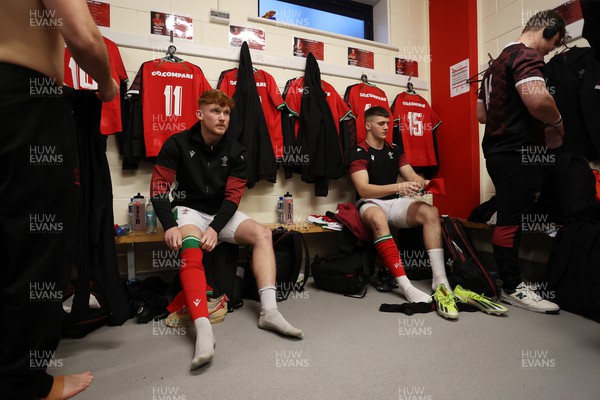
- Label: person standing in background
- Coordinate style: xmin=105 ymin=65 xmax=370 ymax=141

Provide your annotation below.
xmin=477 ymin=10 xmax=566 ymax=313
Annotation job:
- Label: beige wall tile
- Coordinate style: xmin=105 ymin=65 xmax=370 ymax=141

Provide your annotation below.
xmin=200 ymin=22 xmax=230 ymax=48
xmin=481 ymin=39 xmax=499 ymax=60
xmin=408 ymin=0 xmax=426 ymax=19
xmin=498 ymin=0 xmax=519 ymax=11
xmin=479 ymin=0 xmax=497 ymax=18
xmin=109 ymin=7 xmax=138 ymax=34
xmin=496 ymin=26 xmax=525 ymax=48
xmin=523 ymin=0 xmax=565 ymax=14
xmin=227 ymin=0 xmax=258 ymax=25
xmin=170 ymin=0 xmax=217 ymax=23
xmin=390 ymin=0 xmax=410 ymax=16
xmin=480 ymin=0 xmax=522 ymax=44
xmin=108 ymin=0 xmax=167 ymax=11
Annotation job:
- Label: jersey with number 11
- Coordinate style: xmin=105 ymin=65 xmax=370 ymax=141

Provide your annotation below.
xmin=128 ymin=59 xmax=212 ymax=157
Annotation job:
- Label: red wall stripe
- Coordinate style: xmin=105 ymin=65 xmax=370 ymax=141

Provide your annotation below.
xmin=429 ymin=0 xmax=481 ymax=218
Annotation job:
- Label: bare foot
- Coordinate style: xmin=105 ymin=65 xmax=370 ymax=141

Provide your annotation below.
xmin=61 ymin=372 xmax=94 ymax=399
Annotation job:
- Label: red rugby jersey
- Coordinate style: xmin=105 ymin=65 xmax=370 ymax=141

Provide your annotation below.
xmin=343 ymin=83 xmax=393 ymax=144
xmin=63 ymin=37 xmax=128 ymax=135
xmin=391 ymin=91 xmax=441 ymax=167
xmin=127 ymin=59 xmax=211 ymax=157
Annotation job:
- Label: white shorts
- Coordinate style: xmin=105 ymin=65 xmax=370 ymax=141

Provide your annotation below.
xmin=356 ymin=197 xmax=418 ymax=228
xmin=172 ymin=206 xmax=250 ymax=244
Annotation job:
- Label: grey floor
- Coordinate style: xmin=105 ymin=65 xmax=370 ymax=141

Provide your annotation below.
xmin=56 ymin=279 xmax=600 ymax=400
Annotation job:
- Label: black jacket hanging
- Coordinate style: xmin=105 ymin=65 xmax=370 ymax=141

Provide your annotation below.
xmin=581 ymin=0 xmax=600 ymax=58
xmin=66 ymin=89 xmax=129 ymax=332
xmin=228 ymin=42 xmax=277 ymax=187
xmin=546 ymin=47 xmax=600 ymax=159
xmin=298 ymin=52 xmax=346 ymax=196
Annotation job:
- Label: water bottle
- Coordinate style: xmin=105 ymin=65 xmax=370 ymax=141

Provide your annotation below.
xmin=145 ymin=200 xmax=157 ymax=234
xmin=132 ymin=193 xmax=146 ymax=231
xmin=116 ymin=223 xmax=133 ymax=236
xmin=127 ymin=198 xmax=134 ymax=226
xmin=276 ymin=196 xmax=284 ymax=224
xmin=283 ymin=192 xmax=293 ymax=224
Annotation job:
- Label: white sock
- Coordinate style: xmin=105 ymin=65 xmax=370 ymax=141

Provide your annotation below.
xmin=259 ymin=309 xmax=304 ymax=339
xmin=258 ymin=285 xmax=303 ymax=338
xmin=190 ymin=317 xmax=214 ymax=370
xmin=396 ymin=275 xmax=431 ymax=303
xmin=428 ymin=248 xmax=451 ymax=292
xmin=258 ymin=285 xmax=277 ymax=312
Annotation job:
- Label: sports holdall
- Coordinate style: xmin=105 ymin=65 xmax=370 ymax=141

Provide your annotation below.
xmin=546 ymin=223 xmax=600 ymax=322
xmin=245 ymin=227 xmax=310 ymax=301
xmin=442 ymin=217 xmax=499 ymax=299
xmin=311 ymin=248 xmax=374 ymax=298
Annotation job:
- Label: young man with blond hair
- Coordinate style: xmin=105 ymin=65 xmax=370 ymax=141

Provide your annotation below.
xmin=151 ymin=89 xmax=302 ymax=370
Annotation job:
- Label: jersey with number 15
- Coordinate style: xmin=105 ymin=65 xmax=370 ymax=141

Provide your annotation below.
xmin=127 ymin=60 xmax=212 ymax=157
xmin=391 ymin=91 xmax=441 ymax=167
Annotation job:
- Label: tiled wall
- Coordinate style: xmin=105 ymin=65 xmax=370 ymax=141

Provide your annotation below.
xmin=103 ymin=0 xmax=431 ymax=229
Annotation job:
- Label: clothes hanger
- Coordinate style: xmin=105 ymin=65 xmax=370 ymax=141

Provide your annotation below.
xmin=554 ymin=34 xmax=574 ymax=57
xmin=164 ymin=45 xmax=183 ymax=62
xmin=467 ymin=53 xmax=494 ymax=85
xmin=406 ymin=73 xmax=416 ymax=94
xmin=361 ymin=73 xmax=371 ymax=84
xmin=161 ymin=31 xmax=183 ymax=62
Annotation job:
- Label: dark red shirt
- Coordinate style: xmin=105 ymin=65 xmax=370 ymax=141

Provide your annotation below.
xmin=349 ymin=140 xmax=409 ymax=200
xmin=478 ymin=42 xmax=546 ymax=157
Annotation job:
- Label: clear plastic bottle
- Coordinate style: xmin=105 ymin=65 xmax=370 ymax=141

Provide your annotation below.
xmin=283 ymin=192 xmax=293 ymax=224
xmin=128 ymin=198 xmax=134 ymax=226
xmin=145 ymin=200 xmax=157 ymax=234
xmin=132 ymin=193 xmax=146 ymax=231
xmin=116 ymin=224 xmax=133 ymax=236
xmin=276 ymin=196 xmax=284 ymax=224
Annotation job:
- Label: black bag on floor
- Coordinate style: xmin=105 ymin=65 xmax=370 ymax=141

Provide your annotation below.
xmin=62 ymin=282 xmax=111 ymax=339
xmin=311 ymin=247 xmax=374 ymax=298
xmin=171 ymin=242 xmax=244 ymax=311
xmin=244 ymin=227 xmax=310 ymax=301
xmin=546 ymin=223 xmax=600 ymax=322
xmin=396 ymin=226 xmax=432 ymax=281
xmin=125 ymin=276 xmax=170 ymax=324
xmin=541 ymin=152 xmax=599 ymax=223
xmin=442 ymin=217 xmax=499 ymax=299
xmin=203 ymin=242 xmax=243 ymax=309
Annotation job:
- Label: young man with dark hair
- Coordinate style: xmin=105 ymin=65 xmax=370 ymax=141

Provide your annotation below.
xmin=150 ymin=89 xmax=302 ymax=370
xmin=477 ymin=10 xmax=566 ymax=313
xmin=349 ymin=106 xmax=458 ymax=319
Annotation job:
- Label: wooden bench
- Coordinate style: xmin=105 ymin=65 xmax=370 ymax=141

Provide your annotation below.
xmin=115 ymin=223 xmax=332 ymax=280
xmin=114 ymin=218 xmax=493 ymax=280
xmin=115 ymin=230 xmax=165 ymax=280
